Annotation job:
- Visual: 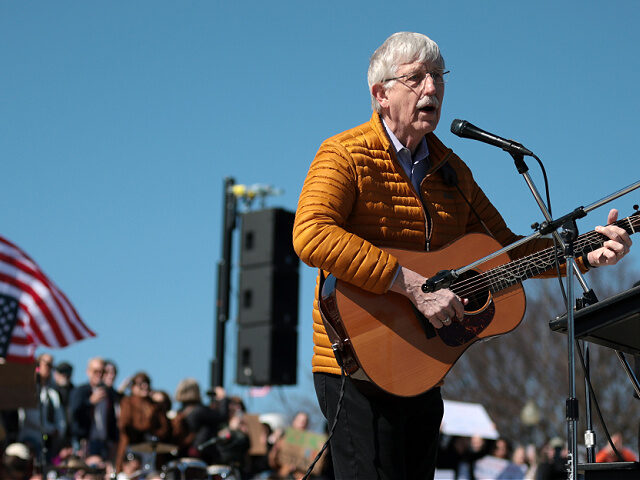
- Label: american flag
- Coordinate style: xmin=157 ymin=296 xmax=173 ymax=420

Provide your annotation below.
xmin=0 ymin=235 xmax=95 ymax=363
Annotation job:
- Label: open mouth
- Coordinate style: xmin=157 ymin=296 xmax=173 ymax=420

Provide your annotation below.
xmin=419 ymin=106 xmax=436 ymax=113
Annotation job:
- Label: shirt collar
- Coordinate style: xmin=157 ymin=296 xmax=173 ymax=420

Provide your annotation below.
xmin=382 ymin=119 xmax=429 ymax=162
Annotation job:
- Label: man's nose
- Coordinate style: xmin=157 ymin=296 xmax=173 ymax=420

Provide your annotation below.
xmin=421 ymin=74 xmax=437 ymax=95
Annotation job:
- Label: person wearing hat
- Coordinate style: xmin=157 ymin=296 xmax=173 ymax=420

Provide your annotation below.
xmin=172 ymin=378 xmax=229 ymax=464
xmin=53 ymin=362 xmax=74 ymax=413
xmin=1 ymin=443 xmax=33 ymax=480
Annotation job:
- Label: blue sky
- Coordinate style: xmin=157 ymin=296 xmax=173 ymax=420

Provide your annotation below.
xmin=2 ymin=1 xmax=639 ymax=427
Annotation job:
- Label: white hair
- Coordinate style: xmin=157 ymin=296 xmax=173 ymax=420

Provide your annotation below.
xmin=368 ymin=32 xmax=445 ymax=112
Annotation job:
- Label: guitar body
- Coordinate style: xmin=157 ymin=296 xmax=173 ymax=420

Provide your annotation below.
xmin=320 ymin=233 xmax=526 ymax=397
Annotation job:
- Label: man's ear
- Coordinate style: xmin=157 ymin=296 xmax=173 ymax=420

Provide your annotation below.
xmin=371 ymin=83 xmax=389 ymax=108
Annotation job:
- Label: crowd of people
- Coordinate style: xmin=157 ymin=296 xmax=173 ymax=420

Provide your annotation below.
xmin=436 ymin=432 xmax=639 ymax=479
xmin=0 ymin=354 xmax=318 ymax=479
xmin=1 ymin=353 xmax=637 ymax=479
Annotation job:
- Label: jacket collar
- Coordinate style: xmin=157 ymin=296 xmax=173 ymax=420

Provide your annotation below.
xmin=369 ymin=112 xmax=453 ymax=172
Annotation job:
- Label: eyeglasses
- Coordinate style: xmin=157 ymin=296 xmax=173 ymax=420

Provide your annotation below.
xmin=383 ymin=70 xmax=450 ymax=88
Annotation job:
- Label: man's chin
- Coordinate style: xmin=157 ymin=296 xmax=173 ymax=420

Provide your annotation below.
xmin=415 ymin=116 xmax=440 ymax=134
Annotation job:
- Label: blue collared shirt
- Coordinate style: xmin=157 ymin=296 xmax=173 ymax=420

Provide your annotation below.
xmin=382 ymin=120 xmax=430 ymax=192
xmin=382 ymin=120 xmax=432 ymax=286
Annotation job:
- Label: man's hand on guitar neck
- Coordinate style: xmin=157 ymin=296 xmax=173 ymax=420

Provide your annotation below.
xmin=587 ymin=209 xmax=633 ymax=267
xmin=390 ymin=266 xmax=468 ymax=329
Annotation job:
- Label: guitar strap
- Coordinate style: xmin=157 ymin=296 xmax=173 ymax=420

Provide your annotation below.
xmin=317 ymin=270 xmax=347 ymax=369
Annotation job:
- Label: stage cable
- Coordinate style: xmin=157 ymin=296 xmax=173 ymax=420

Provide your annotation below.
xmin=575 ymin=339 xmax=626 ymax=462
xmin=528 ymin=153 xmax=569 ymax=306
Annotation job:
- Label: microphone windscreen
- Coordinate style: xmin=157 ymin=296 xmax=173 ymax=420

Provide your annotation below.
xmin=450 ymin=119 xmax=467 ymax=135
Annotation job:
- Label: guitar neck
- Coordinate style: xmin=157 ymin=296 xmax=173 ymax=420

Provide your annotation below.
xmin=479 ymin=213 xmax=640 ymax=293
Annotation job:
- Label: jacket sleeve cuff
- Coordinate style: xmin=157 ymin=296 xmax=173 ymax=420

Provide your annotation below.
xmin=581 ymin=253 xmax=596 ymax=270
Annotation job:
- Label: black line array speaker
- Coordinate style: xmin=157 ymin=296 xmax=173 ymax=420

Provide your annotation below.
xmin=236 ymin=324 xmax=297 ymax=385
xmin=236 ymin=208 xmax=299 ymax=386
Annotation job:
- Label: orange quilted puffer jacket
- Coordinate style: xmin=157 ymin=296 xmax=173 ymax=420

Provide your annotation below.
xmin=293 ymin=113 xmax=572 ymax=375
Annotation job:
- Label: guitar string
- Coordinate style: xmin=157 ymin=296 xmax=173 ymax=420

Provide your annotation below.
xmin=453 ymin=229 xmax=621 ymax=298
xmin=453 ymin=234 xmax=603 ymax=297
xmin=453 ymin=233 xmax=602 ymax=297
xmin=451 ymin=230 xmax=604 ymax=297
xmin=455 ymin=215 xmax=639 ymax=295
xmin=450 ymin=217 xmax=638 ymax=298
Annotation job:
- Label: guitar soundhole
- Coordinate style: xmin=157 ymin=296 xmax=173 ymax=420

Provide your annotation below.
xmin=454 ymin=270 xmax=489 ymax=311
xmin=439 ymin=270 xmax=494 ymax=347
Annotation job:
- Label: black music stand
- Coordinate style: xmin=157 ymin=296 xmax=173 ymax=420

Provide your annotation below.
xmin=550 ymin=284 xmax=640 ymax=478
xmin=550 ymin=284 xmax=640 ymax=357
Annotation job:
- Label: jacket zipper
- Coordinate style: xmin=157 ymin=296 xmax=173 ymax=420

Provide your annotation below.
xmin=421 ymin=150 xmax=453 ymax=252
xmin=390 ymin=146 xmax=453 ymax=252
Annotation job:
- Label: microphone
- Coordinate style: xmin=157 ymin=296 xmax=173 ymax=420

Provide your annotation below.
xmin=197 ymin=436 xmax=221 ymax=451
xmin=450 ymin=119 xmax=534 ymax=156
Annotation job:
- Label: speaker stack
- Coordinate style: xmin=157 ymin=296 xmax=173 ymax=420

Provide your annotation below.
xmin=236 ymin=208 xmax=299 ymax=385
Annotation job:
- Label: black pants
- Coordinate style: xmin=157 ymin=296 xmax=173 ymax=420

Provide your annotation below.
xmin=314 ymin=372 xmax=443 ymax=480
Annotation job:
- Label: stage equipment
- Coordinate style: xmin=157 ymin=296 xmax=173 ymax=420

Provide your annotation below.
xmin=451 ymin=118 xmax=640 ymax=480
xmin=236 ymin=208 xmax=299 ymax=386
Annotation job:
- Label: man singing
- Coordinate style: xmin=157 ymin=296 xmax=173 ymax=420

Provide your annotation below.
xmin=292 ymin=31 xmax=631 ymax=479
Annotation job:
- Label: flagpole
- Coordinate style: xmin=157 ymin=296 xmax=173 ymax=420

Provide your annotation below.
xmin=211 ymin=177 xmax=236 ymax=389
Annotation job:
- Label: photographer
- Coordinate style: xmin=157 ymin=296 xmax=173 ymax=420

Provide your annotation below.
xmin=69 ymin=357 xmax=119 ymax=459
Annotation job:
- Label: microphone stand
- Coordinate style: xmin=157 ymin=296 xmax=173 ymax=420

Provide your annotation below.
xmin=507 ymin=152 xmax=640 ymax=479
xmin=36 ymin=374 xmax=49 ymax=480
xmin=422 ymin=145 xmax=640 ymax=479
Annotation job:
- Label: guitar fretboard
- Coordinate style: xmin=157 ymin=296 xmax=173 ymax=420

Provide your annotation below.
xmin=453 ymin=213 xmax=639 ymax=297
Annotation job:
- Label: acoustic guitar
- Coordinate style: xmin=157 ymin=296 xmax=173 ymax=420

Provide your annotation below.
xmin=319 ymin=210 xmax=639 ymax=397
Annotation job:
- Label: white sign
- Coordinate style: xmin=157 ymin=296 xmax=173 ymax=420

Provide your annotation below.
xmin=440 ymin=400 xmax=499 ymax=439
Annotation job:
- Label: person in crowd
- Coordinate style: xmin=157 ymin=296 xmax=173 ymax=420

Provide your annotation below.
xmin=17 ymin=354 xmax=66 ymax=462
xmin=69 ymin=357 xmax=119 ymax=459
xmin=267 ymin=411 xmax=311 ymax=479
xmin=51 ymin=361 xmax=75 ymax=449
xmin=511 ymin=444 xmax=531 ymax=477
xmin=1 ymin=443 xmax=33 ymax=480
xmin=84 ymin=453 xmax=108 ymax=478
xmin=595 ymin=431 xmax=637 ymax=463
xmin=50 ymin=441 xmax=74 ymax=468
xmin=523 ymin=443 xmax=539 ymax=480
xmin=290 ymin=411 xmax=309 ymax=431
xmin=248 ymin=421 xmax=275 ymax=477
xmin=52 ymin=362 xmax=74 ymax=410
xmin=226 ymin=395 xmax=247 ymax=421
xmin=150 ymin=390 xmax=172 ymax=416
xmin=292 ymin=30 xmax=631 ymax=479
xmin=492 ymin=437 xmax=513 ymax=460
xmin=102 ymin=360 xmax=117 ymax=390
xmin=172 ymin=378 xmax=228 ymax=464
xmin=103 ymin=359 xmax=129 ymax=401
xmin=535 ymin=437 xmax=567 ymax=480
xmin=115 ymin=372 xmax=170 ymax=473
xmin=117 ymin=452 xmax=142 ymax=480
xmin=437 ymin=435 xmax=490 ymax=479
xmin=215 ymin=413 xmax=251 ymax=470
